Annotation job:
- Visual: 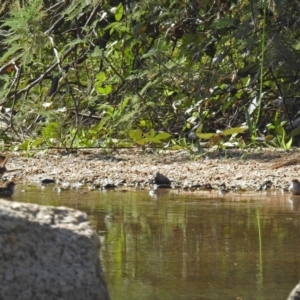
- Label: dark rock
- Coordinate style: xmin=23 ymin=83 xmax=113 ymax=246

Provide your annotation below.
xmin=190 ymin=184 xmax=202 ymax=190
xmin=190 ymin=184 xmax=202 ymax=189
xmin=103 ymin=183 xmax=117 ymax=189
xmin=152 ymin=172 xmax=171 ymax=185
xmin=41 ymin=178 xmax=55 ymax=184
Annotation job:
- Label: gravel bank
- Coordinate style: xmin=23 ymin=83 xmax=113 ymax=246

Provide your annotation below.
xmin=2 ymin=148 xmax=299 ymax=192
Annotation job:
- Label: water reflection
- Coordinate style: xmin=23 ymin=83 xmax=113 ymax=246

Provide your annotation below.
xmin=288 ymin=195 xmax=300 ymax=211
xmin=13 ymin=185 xmax=300 ymax=300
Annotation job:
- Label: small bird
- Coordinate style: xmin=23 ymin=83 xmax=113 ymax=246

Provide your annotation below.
xmin=0 ymin=181 xmax=16 ymax=197
xmin=0 ymin=154 xmax=10 ymax=177
xmin=289 ymin=179 xmax=300 ymax=195
xmin=218 ymin=183 xmax=230 ymax=195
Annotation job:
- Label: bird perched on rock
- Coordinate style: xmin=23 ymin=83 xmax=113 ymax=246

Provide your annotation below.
xmin=289 ymin=179 xmax=300 ymax=195
xmin=0 ymin=181 xmax=15 ymax=197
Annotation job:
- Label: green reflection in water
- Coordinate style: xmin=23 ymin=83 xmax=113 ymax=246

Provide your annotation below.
xmin=13 ymin=185 xmax=300 ymax=300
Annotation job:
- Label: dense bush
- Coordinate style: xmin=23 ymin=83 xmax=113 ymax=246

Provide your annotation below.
xmin=0 ymin=0 xmax=300 ymax=149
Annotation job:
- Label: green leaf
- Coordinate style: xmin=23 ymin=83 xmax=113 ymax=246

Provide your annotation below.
xmin=96 ymin=85 xmax=112 ymax=95
xmin=42 ymin=122 xmax=59 ymax=138
xmin=280 ymin=121 xmax=288 ymax=126
xmin=115 ymin=3 xmax=123 ymax=21
xmin=293 ymin=41 xmax=300 ymax=50
xmin=222 ymin=127 xmax=246 ymax=136
xmin=137 ymin=137 xmax=160 ymax=145
xmin=121 ymin=97 xmax=130 ymax=109
xmin=172 ymin=145 xmax=183 ymax=150
xmin=129 ymin=129 xmax=142 ymax=141
xmin=265 ymin=135 xmax=274 ymax=141
xmin=141 ymin=80 xmax=155 ymax=95
xmin=199 ymin=133 xmax=215 ymax=139
xmin=96 ymin=72 xmax=106 ymax=83
xmin=211 ymin=17 xmax=234 ymax=29
xmin=146 ymin=129 xmax=155 ymax=138
xmin=154 ymin=132 xmax=171 ymax=140
xmin=285 ymin=137 xmax=293 ymax=149
xmin=288 ymin=125 xmax=300 ymax=138
xmin=32 ymin=138 xmax=44 ymax=147
xmin=141 ymin=49 xmax=159 ymax=59
xmin=275 ymin=125 xmax=284 ymax=137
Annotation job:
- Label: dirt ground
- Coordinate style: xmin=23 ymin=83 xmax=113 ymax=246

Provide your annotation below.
xmin=3 ymin=147 xmax=300 ymax=191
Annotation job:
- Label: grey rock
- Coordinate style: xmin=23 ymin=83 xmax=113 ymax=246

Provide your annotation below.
xmin=0 ymin=199 xmax=110 ymax=300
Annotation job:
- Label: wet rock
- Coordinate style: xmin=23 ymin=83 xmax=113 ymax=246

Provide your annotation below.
xmin=152 ymin=172 xmax=171 ymax=185
xmin=190 ymin=184 xmax=202 ymax=190
xmin=155 ymin=184 xmax=172 ymax=189
xmin=287 ymin=282 xmax=300 ymax=300
xmin=102 ymin=183 xmax=117 ymax=190
xmin=0 ymin=200 xmax=110 ymax=300
xmin=41 ymin=178 xmax=55 ymax=184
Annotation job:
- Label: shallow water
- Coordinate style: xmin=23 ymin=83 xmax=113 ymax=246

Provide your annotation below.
xmin=14 ymin=185 xmax=300 ymax=300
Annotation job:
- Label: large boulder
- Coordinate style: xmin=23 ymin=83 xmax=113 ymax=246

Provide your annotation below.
xmin=288 ymin=282 xmax=300 ymax=300
xmin=0 ymin=199 xmax=110 ymax=300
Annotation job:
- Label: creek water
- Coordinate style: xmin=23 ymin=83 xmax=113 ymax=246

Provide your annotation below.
xmin=14 ymin=184 xmax=300 ymax=300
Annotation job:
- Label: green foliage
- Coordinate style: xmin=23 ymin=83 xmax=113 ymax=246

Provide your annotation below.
xmin=266 ymin=120 xmax=293 ymax=150
xmin=129 ymin=129 xmax=171 ymax=146
xmin=0 ymin=0 xmax=46 ymax=64
xmin=95 ymin=72 xmax=112 ymax=95
xmin=199 ymin=127 xmax=247 ymax=149
xmin=114 ymin=3 xmax=123 ymax=22
xmin=0 ymin=0 xmax=300 ymax=150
